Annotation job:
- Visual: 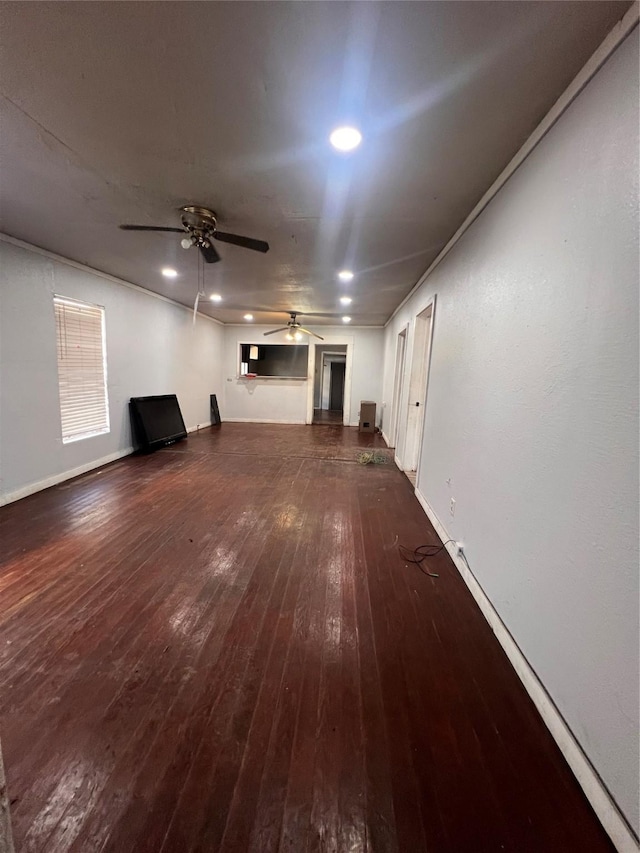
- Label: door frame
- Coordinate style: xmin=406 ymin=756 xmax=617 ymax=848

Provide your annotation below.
xmin=396 ymin=296 xmax=436 ymax=473
xmin=320 ymin=351 xmax=346 ymax=410
xmin=389 ymin=325 xmax=408 ymax=451
xmin=306 ymin=338 xmax=353 ymax=425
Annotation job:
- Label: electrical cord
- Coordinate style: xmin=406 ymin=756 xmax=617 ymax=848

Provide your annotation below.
xmin=398 ymin=539 xmax=459 ymax=578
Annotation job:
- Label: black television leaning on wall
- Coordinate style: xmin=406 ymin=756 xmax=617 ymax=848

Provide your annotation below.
xmin=129 ymin=394 xmax=188 ymax=452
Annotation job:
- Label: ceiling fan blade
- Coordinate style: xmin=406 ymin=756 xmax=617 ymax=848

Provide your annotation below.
xmin=119 ymin=224 xmax=184 ymax=232
xmin=199 ymin=242 xmax=221 ymax=264
xmin=263 ymin=327 xmax=290 ymax=336
xmin=214 ymin=231 xmax=269 ymax=253
xmin=297 ymin=327 xmax=325 ymax=341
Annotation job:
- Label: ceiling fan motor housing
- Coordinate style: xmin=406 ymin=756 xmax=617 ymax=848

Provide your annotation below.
xmin=180 ymin=205 xmax=217 ymax=246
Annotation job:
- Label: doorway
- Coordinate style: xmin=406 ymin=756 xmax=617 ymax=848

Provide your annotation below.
xmin=395 ymin=299 xmax=435 ymax=477
xmin=312 ymin=345 xmax=348 ymax=425
xmin=329 ymin=360 xmax=346 ymax=410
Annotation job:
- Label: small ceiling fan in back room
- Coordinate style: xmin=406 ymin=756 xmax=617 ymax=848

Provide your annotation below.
xmin=119 ymin=205 xmax=270 ymax=263
xmin=264 ymin=312 xmax=325 ymax=341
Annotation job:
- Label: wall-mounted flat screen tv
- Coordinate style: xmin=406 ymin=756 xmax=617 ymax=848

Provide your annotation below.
xmin=129 ymin=394 xmax=187 ymax=452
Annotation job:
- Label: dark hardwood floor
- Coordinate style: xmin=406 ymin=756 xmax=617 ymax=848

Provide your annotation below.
xmin=312 ymin=409 xmax=344 ymax=425
xmin=0 ymin=424 xmax=614 ymax=852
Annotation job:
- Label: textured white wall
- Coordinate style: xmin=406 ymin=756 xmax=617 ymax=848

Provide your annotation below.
xmin=222 ymin=325 xmax=383 ymax=425
xmin=383 ymin=30 xmax=639 ymax=833
xmin=0 ymin=241 xmax=224 ymax=502
xmin=221 ymin=326 xmax=309 ymax=423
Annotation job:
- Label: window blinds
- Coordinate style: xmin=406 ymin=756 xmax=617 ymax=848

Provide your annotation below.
xmin=54 ymin=296 xmax=109 ymax=443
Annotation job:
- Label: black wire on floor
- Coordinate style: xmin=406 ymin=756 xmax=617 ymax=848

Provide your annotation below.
xmin=398 ymin=539 xmax=459 ymax=578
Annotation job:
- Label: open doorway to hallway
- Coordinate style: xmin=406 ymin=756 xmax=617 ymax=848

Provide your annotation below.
xmin=312 ymin=345 xmax=347 ymax=424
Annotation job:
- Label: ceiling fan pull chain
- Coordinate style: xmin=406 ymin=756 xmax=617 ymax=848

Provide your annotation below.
xmin=200 ymin=248 xmax=206 ymax=295
xmin=193 ymin=249 xmax=204 ymax=326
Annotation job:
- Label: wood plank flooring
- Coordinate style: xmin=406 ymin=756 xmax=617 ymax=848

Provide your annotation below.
xmin=0 ymin=424 xmax=615 ymax=852
xmin=312 ymin=410 xmax=344 ymax=425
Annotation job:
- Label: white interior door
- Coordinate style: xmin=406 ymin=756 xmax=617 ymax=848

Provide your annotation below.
xmin=398 ymin=299 xmax=435 ymax=472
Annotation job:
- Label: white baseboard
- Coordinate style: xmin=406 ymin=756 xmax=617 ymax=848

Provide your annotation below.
xmin=393 ymin=453 xmax=402 ymax=469
xmin=381 ymin=430 xmax=391 ymax=447
xmin=413 ymin=487 xmax=638 ymax=853
xmin=0 ymin=447 xmax=133 ymax=507
xmin=1 ymin=422 xmax=208 ymax=506
xmin=224 ymin=417 xmax=306 ymax=425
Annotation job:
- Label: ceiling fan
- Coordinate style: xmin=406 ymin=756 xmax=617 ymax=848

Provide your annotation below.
xmin=119 ymin=205 xmax=269 ymax=263
xmin=264 ymin=312 xmax=325 ymax=341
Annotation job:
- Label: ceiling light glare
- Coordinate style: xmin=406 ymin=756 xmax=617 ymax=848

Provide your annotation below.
xmin=342 ymin=316 xmax=351 ymax=323
xmin=244 ymin=314 xmax=254 ymax=321
xmin=294 ymin=331 xmax=303 ymax=341
xmin=338 ymin=270 xmax=354 ymax=283
xmin=210 ymin=293 xmax=222 ymax=302
xmin=161 ymin=267 xmax=178 ymax=278
xmin=340 ymin=296 xmax=352 ymax=305
xmin=329 ymin=126 xmax=362 ymax=152
xmin=286 ymin=331 xmax=294 ymax=341
xmin=180 ymin=238 xmax=192 ymax=249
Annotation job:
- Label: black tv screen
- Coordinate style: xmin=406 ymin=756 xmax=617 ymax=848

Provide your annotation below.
xmin=129 ymin=394 xmax=187 ymax=451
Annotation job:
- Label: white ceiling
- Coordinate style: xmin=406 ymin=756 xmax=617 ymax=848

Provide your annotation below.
xmin=0 ymin=1 xmax=631 ymax=326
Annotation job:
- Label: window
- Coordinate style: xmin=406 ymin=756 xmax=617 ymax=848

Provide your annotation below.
xmin=54 ymin=295 xmax=109 ymax=443
xmin=239 ymin=343 xmax=309 ymax=378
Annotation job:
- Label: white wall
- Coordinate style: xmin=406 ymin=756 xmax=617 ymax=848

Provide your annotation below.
xmin=0 ymin=239 xmax=224 ymax=504
xmin=383 ymin=30 xmax=639 ymax=836
xmin=222 ymin=325 xmax=383 ymax=426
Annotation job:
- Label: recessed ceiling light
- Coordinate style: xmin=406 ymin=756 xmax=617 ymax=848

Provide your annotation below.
xmin=340 ymin=296 xmax=352 ymax=305
xmin=210 ymin=293 xmax=222 ymax=302
xmin=329 ymin=126 xmax=362 ymax=152
xmin=338 ymin=270 xmax=354 ymax=282
xmin=161 ymin=267 xmax=178 ymax=278
xmin=342 ymin=316 xmax=351 ymax=323
xmin=244 ymin=314 xmax=254 ymax=321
